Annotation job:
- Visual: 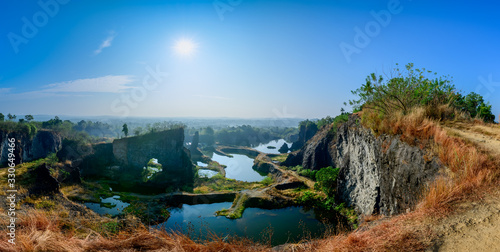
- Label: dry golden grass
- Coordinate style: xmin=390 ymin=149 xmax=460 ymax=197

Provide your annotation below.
xmin=0 ymin=208 xmax=268 ymax=252
xmin=317 ymin=212 xmax=432 ymax=252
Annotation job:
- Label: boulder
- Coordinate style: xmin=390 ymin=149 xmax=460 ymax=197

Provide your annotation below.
xmin=29 ymin=163 xmax=60 ymax=195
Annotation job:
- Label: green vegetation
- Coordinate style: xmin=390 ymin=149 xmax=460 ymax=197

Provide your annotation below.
xmin=455 ymin=92 xmax=495 ymax=122
xmin=141 ymin=158 xmax=163 ymax=182
xmin=146 ymin=121 xmax=186 ymax=134
xmin=189 ymin=125 xmax=297 ymax=146
xmin=292 ymin=166 xmax=357 ymax=227
xmin=269 ymin=154 xmax=288 ymax=163
xmin=286 ymin=165 xmax=317 ymax=180
xmin=349 ymin=63 xmax=495 ymax=122
xmin=216 ymin=193 xmax=249 ymax=219
xmin=122 ymin=123 xmax=129 ymax=137
xmin=25 ymin=114 xmax=34 ymax=122
xmin=34 ymin=197 xmax=56 ymax=210
xmin=194 ymin=173 xmax=263 ymax=193
xmin=261 ymin=176 xmax=274 ymax=186
xmin=293 ymin=112 xmax=350 ymax=144
xmin=314 ymin=166 xmax=339 ymax=196
xmin=97 ymin=220 xmax=121 ymax=237
xmin=7 ymin=113 xmax=16 ymax=121
xmin=0 ymin=120 xmax=38 ymax=138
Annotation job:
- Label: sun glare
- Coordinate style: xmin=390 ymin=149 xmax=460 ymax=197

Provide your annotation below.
xmin=173 ymin=38 xmax=197 ymax=56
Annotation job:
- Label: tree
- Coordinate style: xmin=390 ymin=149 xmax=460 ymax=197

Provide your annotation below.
xmin=349 ymin=63 xmax=457 ymax=115
xmin=200 ymin=127 xmax=215 ymax=146
xmin=315 ymin=166 xmax=340 ymax=196
xmin=25 ymin=114 xmax=34 ymax=122
xmin=18 ymin=118 xmax=25 ymax=123
xmin=133 ymin=126 xmax=143 ymax=136
xmin=7 ymin=113 xmax=16 ymax=121
xmin=455 ymin=92 xmax=495 ymax=122
xmin=42 ymin=116 xmax=63 ymax=128
xmin=122 ymin=123 xmax=129 ymax=137
xmin=0 ymin=113 xmax=4 ymax=121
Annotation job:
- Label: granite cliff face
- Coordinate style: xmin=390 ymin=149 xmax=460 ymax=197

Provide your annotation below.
xmin=78 ymin=128 xmax=194 ymax=189
xmin=284 ymin=115 xmax=441 ymax=216
xmin=0 ymin=130 xmax=62 ymax=166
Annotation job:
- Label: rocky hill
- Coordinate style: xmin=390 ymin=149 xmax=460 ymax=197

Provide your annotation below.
xmin=284 ymin=114 xmax=441 ymax=216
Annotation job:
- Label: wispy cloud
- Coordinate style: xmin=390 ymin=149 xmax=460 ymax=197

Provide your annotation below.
xmin=193 ymin=94 xmax=233 ymax=100
xmin=42 ymin=75 xmax=134 ymax=93
xmin=1 ymin=75 xmax=135 ymax=101
xmin=94 ymin=31 xmax=116 ymax=55
xmin=0 ymin=88 xmax=11 ymax=94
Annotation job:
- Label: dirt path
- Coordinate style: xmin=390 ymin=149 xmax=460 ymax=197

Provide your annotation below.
xmin=432 ymin=190 xmax=500 ymax=252
xmin=434 ymin=123 xmax=500 ymax=252
xmin=444 ymin=122 xmax=500 ymax=158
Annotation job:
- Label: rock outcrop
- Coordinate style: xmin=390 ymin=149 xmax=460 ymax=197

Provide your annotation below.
xmin=78 ymin=128 xmax=194 ymax=190
xmin=190 ymin=131 xmax=199 ymax=153
xmin=284 ymin=115 xmax=441 ymax=216
xmin=289 ymin=121 xmax=318 ymax=151
xmin=29 ymin=163 xmax=60 ymax=195
xmin=0 ymin=130 xmax=61 ymax=166
xmin=278 ymin=143 xmax=289 ymax=153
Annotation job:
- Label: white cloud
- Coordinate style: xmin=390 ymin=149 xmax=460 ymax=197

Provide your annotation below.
xmin=42 ymin=75 xmax=134 ymax=93
xmin=94 ymin=32 xmax=116 ymax=55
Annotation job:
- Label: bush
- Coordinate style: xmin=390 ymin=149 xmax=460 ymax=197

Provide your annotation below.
xmin=287 ymin=165 xmax=317 ymax=180
xmin=261 ymin=176 xmax=274 ymax=186
xmin=315 ymin=166 xmax=339 ymax=196
xmin=455 ymin=92 xmax=495 ymax=122
xmin=349 ymin=63 xmax=495 ymax=123
xmin=349 ymin=63 xmax=457 ymax=116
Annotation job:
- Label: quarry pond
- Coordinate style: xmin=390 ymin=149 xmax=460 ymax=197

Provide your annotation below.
xmin=210 ymin=152 xmax=266 ymax=182
xmin=84 ymin=195 xmax=130 ymax=216
xmin=156 ymin=202 xmax=328 ymax=246
xmin=252 ymin=139 xmax=292 ymax=154
xmin=82 ymin=138 xmax=335 ymax=246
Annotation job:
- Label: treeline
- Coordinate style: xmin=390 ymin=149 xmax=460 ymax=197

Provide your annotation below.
xmin=186 ymin=125 xmax=298 ymax=147
xmin=0 ymin=114 xmax=115 ymax=144
xmin=0 ymin=113 xmax=39 ymax=138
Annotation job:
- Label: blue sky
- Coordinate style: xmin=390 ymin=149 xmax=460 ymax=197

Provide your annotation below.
xmin=1 ymin=0 xmax=499 ymax=120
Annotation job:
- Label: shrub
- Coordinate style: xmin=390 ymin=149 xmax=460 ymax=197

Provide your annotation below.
xmin=349 ymin=63 xmax=495 ymax=123
xmin=261 ymin=176 xmax=274 ymax=186
xmin=349 ymin=63 xmax=457 ymax=116
xmin=315 ymin=166 xmax=339 ymax=196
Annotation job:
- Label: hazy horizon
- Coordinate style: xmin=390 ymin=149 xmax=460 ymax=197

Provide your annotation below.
xmin=1 ymin=1 xmax=499 ymax=121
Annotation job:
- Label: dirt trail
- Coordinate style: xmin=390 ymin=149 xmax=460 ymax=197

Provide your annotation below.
xmin=444 ymin=122 xmax=500 ymax=158
xmin=434 ymin=123 xmax=500 ymax=252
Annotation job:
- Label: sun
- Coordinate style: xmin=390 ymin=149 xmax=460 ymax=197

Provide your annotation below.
xmin=173 ymin=38 xmax=197 ymax=56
